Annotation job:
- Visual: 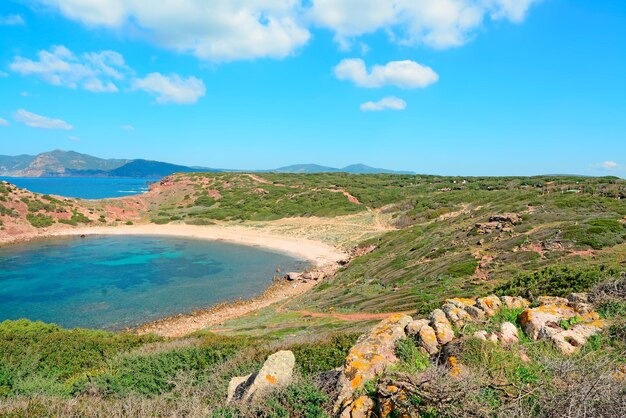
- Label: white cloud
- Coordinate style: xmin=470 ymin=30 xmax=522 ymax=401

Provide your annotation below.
xmin=131 ymin=73 xmax=206 ymax=105
xmin=0 ymin=118 xmax=9 ymax=126
xmin=597 ymin=161 xmax=620 ymax=170
xmin=0 ymin=14 xmax=25 ymax=26
xmin=68 ymin=136 xmax=81 ymax=141
xmin=0 ymin=71 xmax=8 ymax=77
xmin=360 ymin=96 xmax=407 ymax=112
xmin=10 ymin=45 xmax=131 ymax=93
xmin=13 ymin=109 xmax=73 ymax=130
xmin=334 ymin=58 xmax=438 ymax=89
xmin=33 ymin=0 xmax=311 ymax=62
xmin=310 ymin=0 xmax=541 ymax=49
xmin=120 ymin=124 xmax=135 ymax=131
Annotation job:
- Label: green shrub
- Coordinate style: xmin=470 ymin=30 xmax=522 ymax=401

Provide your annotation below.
xmin=26 ymin=213 xmax=54 ymax=228
xmin=290 ymin=333 xmax=359 ymax=377
xmin=495 ymin=265 xmax=621 ymax=299
xmin=564 ymin=218 xmax=626 ymax=249
xmin=0 ymin=320 xmax=159 ymax=397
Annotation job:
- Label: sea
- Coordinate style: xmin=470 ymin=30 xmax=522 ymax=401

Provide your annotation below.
xmin=0 ymin=176 xmax=159 ymax=199
xmin=0 ymin=235 xmax=307 ymax=329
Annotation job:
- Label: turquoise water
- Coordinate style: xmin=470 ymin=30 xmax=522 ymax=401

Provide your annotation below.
xmin=0 ymin=177 xmax=158 ymax=199
xmin=0 ymin=236 xmax=307 ymax=330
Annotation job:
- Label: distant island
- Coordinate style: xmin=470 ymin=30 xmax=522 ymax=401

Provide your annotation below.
xmin=0 ymin=150 xmax=414 ymax=178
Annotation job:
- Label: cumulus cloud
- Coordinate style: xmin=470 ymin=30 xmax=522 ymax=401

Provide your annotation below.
xmin=360 ymin=96 xmax=407 ymax=112
xmin=10 ymin=45 xmax=131 ymax=93
xmin=131 ymin=73 xmax=206 ymax=104
xmin=0 ymin=14 xmax=25 ymax=26
xmin=334 ymin=58 xmax=438 ymax=89
xmin=33 ymin=0 xmax=310 ymax=61
xmin=0 ymin=118 xmax=9 ymax=126
xmin=310 ymin=0 xmax=541 ymax=49
xmin=13 ymin=109 xmax=73 ymax=130
xmin=31 ymin=1 xmax=540 ymax=60
xmin=68 ymin=136 xmax=81 ymax=141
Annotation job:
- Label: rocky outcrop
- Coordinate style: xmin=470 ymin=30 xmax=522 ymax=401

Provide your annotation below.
xmin=227 ymin=350 xmax=295 ymax=403
xmin=520 ymin=295 xmax=607 ymax=355
xmin=335 ymin=314 xmax=412 ymax=415
xmin=474 ymin=213 xmax=522 ymax=234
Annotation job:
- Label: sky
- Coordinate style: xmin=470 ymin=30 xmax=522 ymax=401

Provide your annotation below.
xmin=0 ymin=0 xmax=624 ymax=176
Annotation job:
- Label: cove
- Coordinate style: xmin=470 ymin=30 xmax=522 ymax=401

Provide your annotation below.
xmin=0 ymin=235 xmax=308 ymax=330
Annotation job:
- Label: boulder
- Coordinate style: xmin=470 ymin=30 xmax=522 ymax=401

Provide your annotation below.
xmin=499 ymin=322 xmax=520 ymax=345
xmin=550 ymin=321 xmax=606 ymax=355
xmin=285 ymin=272 xmax=302 ymax=281
xmin=441 ymin=303 xmax=472 ymax=327
xmin=465 ymin=305 xmax=487 ymax=321
xmin=519 ymin=304 xmax=607 ymax=355
xmin=335 ymin=314 xmax=412 ymax=413
xmin=429 ymin=309 xmax=454 ymax=345
xmin=500 ymin=296 xmax=530 ymax=309
xmin=476 ymin=295 xmax=502 ymax=316
xmin=341 ymin=395 xmax=375 ymax=418
xmin=228 ymin=350 xmax=295 ymax=403
xmin=538 ymin=296 xmax=569 ymax=306
xmin=444 ymin=297 xmax=476 ymax=309
xmin=406 ymin=319 xmax=438 ymax=355
xmin=489 ymin=213 xmax=522 ymax=225
xmin=520 ymin=304 xmax=579 ymax=340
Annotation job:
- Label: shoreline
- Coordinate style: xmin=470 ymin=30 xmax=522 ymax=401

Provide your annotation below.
xmin=2 ymin=223 xmax=348 ymax=337
xmin=3 ymin=223 xmax=347 ymax=267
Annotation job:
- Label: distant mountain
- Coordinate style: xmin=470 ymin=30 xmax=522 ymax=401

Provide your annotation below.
xmin=271 ymin=163 xmax=414 ymax=174
xmin=0 ymin=150 xmax=129 ymax=177
xmin=107 ymin=160 xmax=201 ymax=178
xmin=0 ymin=150 xmax=218 ymax=178
xmin=0 ymin=150 xmax=413 ymax=178
xmin=271 ymin=164 xmax=341 ymax=174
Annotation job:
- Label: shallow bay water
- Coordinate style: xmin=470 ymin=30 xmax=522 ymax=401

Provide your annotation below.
xmin=0 ymin=235 xmax=307 ymax=329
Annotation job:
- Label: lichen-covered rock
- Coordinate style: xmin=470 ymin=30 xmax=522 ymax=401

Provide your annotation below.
xmin=441 ymin=303 xmax=472 ymax=327
xmin=445 ymin=297 xmax=476 ymax=309
xmin=538 ymin=296 xmax=569 ymax=306
xmin=228 ymin=350 xmax=295 ymax=403
xmin=341 ymin=395 xmax=374 ymax=418
xmin=476 ymin=295 xmax=502 ymax=316
xmin=500 ymin=296 xmax=530 ymax=309
xmin=465 ymin=305 xmax=487 ymax=321
xmin=406 ymin=319 xmax=439 ymax=355
xmin=520 ymin=304 xmax=607 ymax=355
xmin=550 ymin=321 xmax=606 ymax=355
xmin=335 ymin=314 xmax=412 ymax=413
xmin=499 ymin=322 xmax=520 ymax=345
xmin=429 ymin=309 xmax=454 ymax=345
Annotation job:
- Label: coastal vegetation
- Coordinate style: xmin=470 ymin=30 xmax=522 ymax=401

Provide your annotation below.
xmin=0 ymin=173 xmax=625 ymax=416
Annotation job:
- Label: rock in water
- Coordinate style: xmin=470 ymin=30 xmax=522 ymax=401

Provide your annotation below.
xmin=227 ymin=350 xmax=295 ymax=403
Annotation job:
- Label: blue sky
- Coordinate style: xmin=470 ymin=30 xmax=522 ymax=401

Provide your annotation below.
xmin=0 ymin=0 xmax=624 ymax=176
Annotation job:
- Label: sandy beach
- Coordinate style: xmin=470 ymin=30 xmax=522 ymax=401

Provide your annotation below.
xmin=46 ymin=223 xmax=347 ymax=267
xmin=1 ymin=222 xmax=348 ymax=337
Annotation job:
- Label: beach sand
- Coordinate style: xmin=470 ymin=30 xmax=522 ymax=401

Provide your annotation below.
xmin=47 ymin=223 xmax=346 ymax=267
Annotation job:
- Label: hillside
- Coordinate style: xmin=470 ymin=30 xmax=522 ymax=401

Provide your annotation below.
xmin=0 ymin=150 xmax=128 ymax=177
xmin=0 ymin=173 xmax=625 ymax=417
xmin=0 ymin=150 xmax=213 ymax=178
